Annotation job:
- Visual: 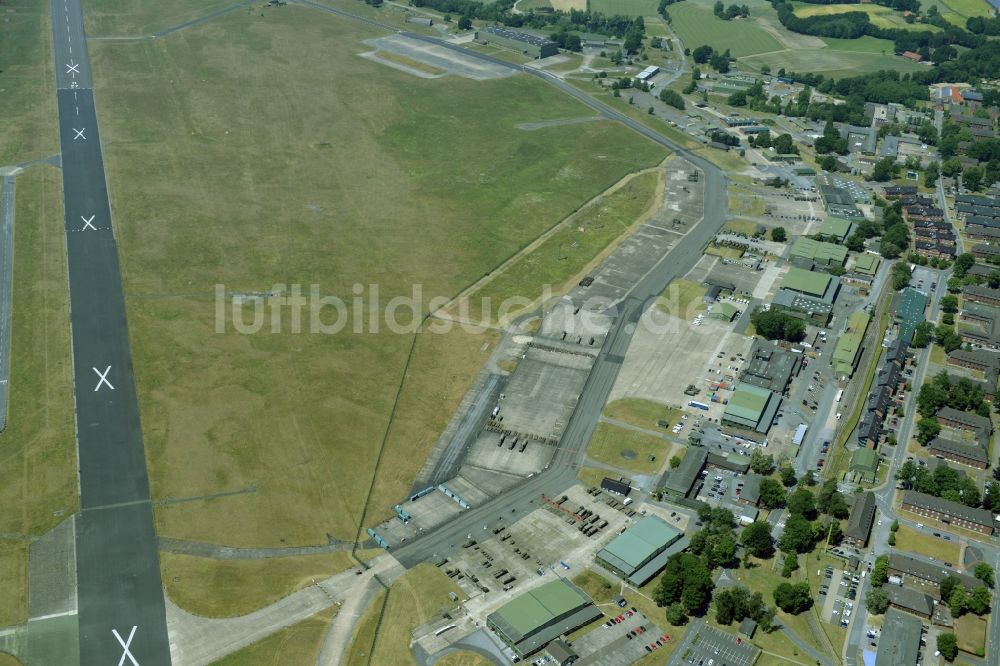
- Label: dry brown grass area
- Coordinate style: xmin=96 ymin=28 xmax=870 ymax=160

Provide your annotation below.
xmin=210 ymin=606 xmax=337 ymax=666
xmin=161 ymin=551 xmax=354 ymax=617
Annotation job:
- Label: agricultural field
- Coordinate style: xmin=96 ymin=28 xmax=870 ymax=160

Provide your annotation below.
xmin=212 ymin=607 xmax=337 ymax=666
xmin=791 ymin=2 xmax=942 ymax=31
xmin=923 ymin=0 xmax=995 ymax=26
xmin=89 ymin=4 xmax=667 ymax=549
xmin=742 ymin=35 xmax=925 ymax=79
xmin=667 ymin=2 xmax=785 ymax=57
xmin=589 ymin=0 xmax=660 ymax=15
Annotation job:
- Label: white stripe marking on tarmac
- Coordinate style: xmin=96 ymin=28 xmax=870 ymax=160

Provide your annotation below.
xmin=31 ymin=609 xmax=78 ymax=622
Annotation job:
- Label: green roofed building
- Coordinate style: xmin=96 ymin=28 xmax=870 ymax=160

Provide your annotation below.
xmin=790 ymin=237 xmax=848 ymax=268
xmin=781 ymin=267 xmax=838 ymax=302
xmin=595 ymin=515 xmax=684 ymax=585
xmin=895 ymin=287 xmax=927 ymax=344
xmin=832 ymin=311 xmax=870 ymax=379
xmin=818 ymin=216 xmax=853 ymax=241
xmin=722 ymin=384 xmax=780 ymax=433
xmin=849 ymin=448 xmax=879 ymax=483
xmin=486 ymin=579 xmax=602 ymax=658
xmin=710 ymin=301 xmax=740 ymax=321
xmin=853 ymin=253 xmax=881 ymax=276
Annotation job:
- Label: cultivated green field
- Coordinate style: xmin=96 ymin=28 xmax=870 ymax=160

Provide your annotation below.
xmin=924 ymin=0 xmax=994 ymax=26
xmin=89 ymin=4 xmax=665 ymax=548
xmin=742 ymin=35 xmax=925 ymax=79
xmin=791 ymin=2 xmax=941 ymax=31
xmin=589 ymin=0 xmax=660 ymax=16
xmin=667 ymin=2 xmax=785 ymax=57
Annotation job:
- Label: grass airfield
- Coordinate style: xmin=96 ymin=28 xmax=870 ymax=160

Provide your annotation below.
xmin=88 ymin=1 xmax=666 ymax=549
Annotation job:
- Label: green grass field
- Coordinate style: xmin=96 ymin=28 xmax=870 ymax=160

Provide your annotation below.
xmin=585 ymin=422 xmax=675 ymax=474
xmin=84 ymin=0 xmax=239 ymax=37
xmin=893 ymin=525 xmax=962 ymax=563
xmin=924 ymin=0 xmax=994 ymax=26
xmin=88 ymin=4 xmax=666 ymax=549
xmin=667 ymin=2 xmax=785 ymax=57
xmin=742 ymin=37 xmax=925 ymax=80
xmin=656 ymin=278 xmax=707 ymax=320
xmin=0 ymin=166 xmax=77 ymax=626
xmin=954 ymin=614 xmax=987 ymax=656
xmin=435 ymin=653 xmax=494 ymax=666
xmin=604 ymin=397 xmax=681 ymax=429
xmin=0 ymin=0 xmax=59 ymax=163
xmin=212 ymin=607 xmax=337 ymax=665
xmin=724 ymin=219 xmax=764 ymax=235
xmin=589 ymin=0 xmax=660 ymax=16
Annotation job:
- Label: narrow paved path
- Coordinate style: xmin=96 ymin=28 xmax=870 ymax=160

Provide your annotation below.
xmin=158 ymin=537 xmax=351 ymax=560
xmin=166 ymin=554 xmax=403 ymax=665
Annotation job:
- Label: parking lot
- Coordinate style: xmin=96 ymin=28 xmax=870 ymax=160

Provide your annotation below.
xmin=818 ymin=565 xmax=859 ymax=627
xmin=573 ymin=610 xmax=673 ymax=666
xmin=672 ymin=624 xmax=759 ymax=666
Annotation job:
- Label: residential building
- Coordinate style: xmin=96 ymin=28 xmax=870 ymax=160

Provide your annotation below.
xmin=964 ymin=284 xmax=1000 ymax=307
xmin=900 ymin=491 xmax=995 ymax=535
xmin=928 ymin=436 xmax=989 ymax=469
xmin=887 ymin=552 xmax=982 ymax=590
xmin=883 ymin=586 xmax=934 ymax=619
xmin=935 ymin=406 xmax=992 ymax=438
xmin=844 ymin=492 xmax=876 ymax=547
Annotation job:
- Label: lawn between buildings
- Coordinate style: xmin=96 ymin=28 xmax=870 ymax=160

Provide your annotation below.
xmin=953 ymin=613 xmax=987 ymax=656
xmin=604 ymin=397 xmax=683 ymax=430
xmin=585 ymin=422 xmax=678 ymax=474
xmin=0 ymin=166 xmax=77 ymax=626
xmin=212 ymin=606 xmax=338 ymax=666
xmin=893 ymin=525 xmax=962 ymax=563
xmin=88 ymin=4 xmax=667 ymax=550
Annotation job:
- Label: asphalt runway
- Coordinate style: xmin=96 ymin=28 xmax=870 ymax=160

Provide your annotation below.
xmin=51 ymin=0 xmax=171 ymax=663
xmin=0 ymin=176 xmax=14 ymax=431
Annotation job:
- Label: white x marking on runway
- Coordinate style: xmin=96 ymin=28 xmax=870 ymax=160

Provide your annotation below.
xmin=66 ymin=61 xmax=80 ymax=75
xmin=93 ymin=366 xmax=114 ymax=392
xmin=112 ymin=626 xmax=139 ymax=666
xmin=73 ymin=128 xmax=86 ymax=140
xmin=81 ymin=215 xmax=96 ymax=230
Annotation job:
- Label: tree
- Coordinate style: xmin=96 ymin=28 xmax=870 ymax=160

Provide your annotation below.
xmin=773 ymin=581 xmax=812 ymax=614
xmin=670 ymin=455 xmax=682 ymax=469
xmin=940 ymin=575 xmax=962 ymax=602
xmin=940 ymin=295 xmax=959 ymax=313
xmin=916 ymin=417 xmax=941 ymax=445
xmin=865 ymin=586 xmax=889 ymax=614
xmin=779 ymin=465 xmax=796 ymax=487
xmin=871 ymin=555 xmax=889 ymax=586
xmin=912 ymin=321 xmax=933 ymax=348
xmin=974 ymin=562 xmax=995 ymax=588
xmin=820 ymin=155 xmax=837 ymax=172
xmin=890 ymin=262 xmax=912 ymax=291
xmin=771 ymin=227 xmax=787 ymax=243
xmin=949 ymin=586 xmax=968 ymax=617
xmin=665 ymin=602 xmax=688 ymax=625
xmin=772 ymin=133 xmax=797 ymax=155
xmin=750 ymin=450 xmax=776 ymax=475
xmin=779 ymin=514 xmax=815 ymax=554
xmin=954 ymin=253 xmax=975 ymax=277
xmin=966 ymin=585 xmax=991 ymax=615
xmin=457 ymin=15 xmax=472 ymax=30
xmin=781 ymin=552 xmax=799 ymax=577
xmin=741 ymin=521 xmax=774 ymax=559
xmin=937 ymin=633 xmax=958 ymax=662
xmin=941 ymin=157 xmax=962 ymax=179
xmin=758 ymin=478 xmax=787 ymax=510
xmin=845 ymin=232 xmax=865 ymax=252
xmin=802 ymin=470 xmax=816 ymax=486
xmin=872 ymin=157 xmax=897 ymax=182
xmin=659 ymin=89 xmax=685 ymax=110
xmin=654 ymin=553 xmax=714 ymax=615
xmin=787 ymin=487 xmax=816 ymax=519
xmin=692 ymin=44 xmax=713 ymax=64
xmin=964 ymin=165 xmax=984 ymax=192
xmin=890 ymin=520 xmax=899 ymax=532
xmin=924 ymin=161 xmax=939 ymax=187
xmin=888 ymin=532 xmax=896 ymax=546
xmin=750 ymin=310 xmax=805 ymax=342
